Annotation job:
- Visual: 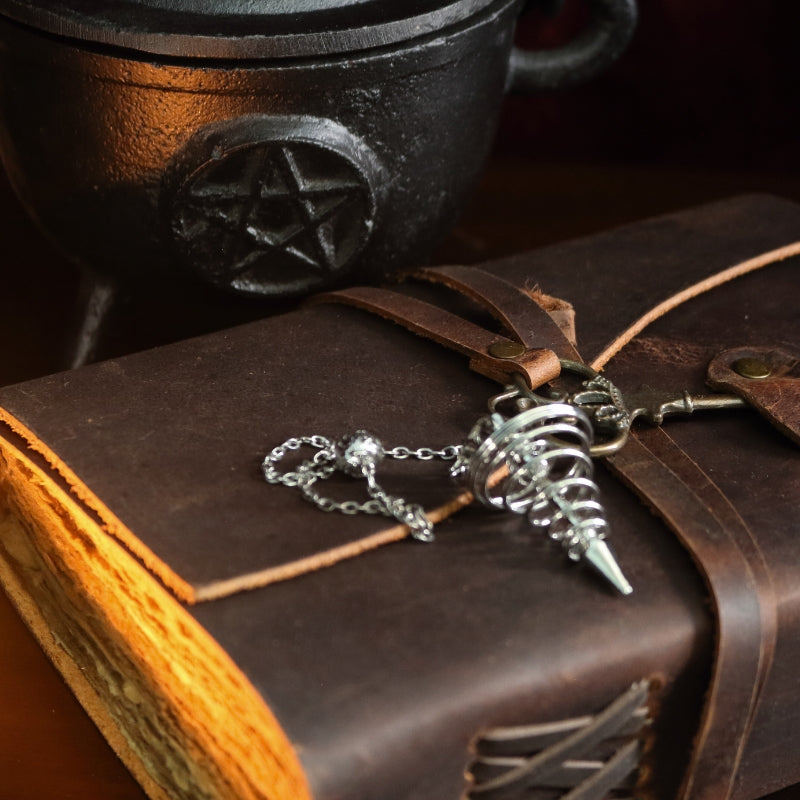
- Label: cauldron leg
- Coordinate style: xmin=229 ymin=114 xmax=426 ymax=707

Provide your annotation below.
xmin=62 ymin=269 xmax=301 ymax=369
xmin=64 ymin=274 xmax=117 ymax=369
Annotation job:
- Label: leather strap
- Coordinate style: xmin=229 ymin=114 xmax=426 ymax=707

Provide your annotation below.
xmin=411 ymin=265 xmax=581 ymax=360
xmin=707 ymin=346 xmax=800 ymax=446
xmin=607 ymin=429 xmax=777 ymax=800
xmin=312 ymin=278 xmax=563 ymax=389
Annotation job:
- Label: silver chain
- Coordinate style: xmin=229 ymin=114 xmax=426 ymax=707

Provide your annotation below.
xmin=387 ymin=445 xmax=461 ymax=461
xmin=262 ymin=433 xmax=460 ymax=542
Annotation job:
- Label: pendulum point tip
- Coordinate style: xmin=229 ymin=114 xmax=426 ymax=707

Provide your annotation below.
xmin=584 ymin=539 xmax=633 ymax=596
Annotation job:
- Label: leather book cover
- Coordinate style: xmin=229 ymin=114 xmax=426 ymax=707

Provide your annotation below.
xmin=0 ymin=194 xmax=798 ymax=800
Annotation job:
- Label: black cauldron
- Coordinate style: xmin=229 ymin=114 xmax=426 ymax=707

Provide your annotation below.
xmin=0 ymin=0 xmax=636 ymax=362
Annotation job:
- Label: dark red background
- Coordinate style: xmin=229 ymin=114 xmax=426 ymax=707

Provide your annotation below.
xmin=502 ymin=0 xmax=800 ymax=170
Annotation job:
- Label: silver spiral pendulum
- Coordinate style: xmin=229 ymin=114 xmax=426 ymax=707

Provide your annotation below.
xmin=263 ymin=363 xmax=635 ymax=594
xmin=450 ymin=402 xmax=632 ymax=595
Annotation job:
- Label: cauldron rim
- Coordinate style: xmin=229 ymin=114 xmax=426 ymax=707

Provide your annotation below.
xmin=0 ymin=0 xmax=513 ymax=60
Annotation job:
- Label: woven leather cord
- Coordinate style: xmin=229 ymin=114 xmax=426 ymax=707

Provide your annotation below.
xmin=317 ymin=264 xmax=779 ymax=800
xmin=468 ymin=681 xmax=651 ymax=800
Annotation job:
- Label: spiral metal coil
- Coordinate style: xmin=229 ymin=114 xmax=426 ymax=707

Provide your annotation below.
xmin=528 ymin=475 xmax=610 ymax=561
xmin=452 ymin=403 xmax=595 ymax=515
xmin=452 ymin=403 xmax=627 ymax=591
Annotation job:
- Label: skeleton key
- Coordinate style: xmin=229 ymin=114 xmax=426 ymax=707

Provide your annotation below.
xmin=627 ymin=389 xmax=748 ymax=426
xmin=578 ymin=385 xmax=748 ymax=457
xmin=536 ymin=361 xmax=749 ymax=457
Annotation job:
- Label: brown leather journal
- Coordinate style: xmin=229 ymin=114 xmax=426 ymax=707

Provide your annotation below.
xmin=0 ymin=194 xmax=797 ymax=800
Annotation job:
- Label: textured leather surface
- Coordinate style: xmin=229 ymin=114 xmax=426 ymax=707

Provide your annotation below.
xmin=0 ymin=194 xmax=798 ymax=800
xmin=0 ymin=302 xmax=501 ymax=596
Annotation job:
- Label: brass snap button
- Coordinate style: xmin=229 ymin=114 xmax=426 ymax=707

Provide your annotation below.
xmin=731 ymin=357 xmax=772 ymax=380
xmin=488 ymin=342 xmax=526 ymax=359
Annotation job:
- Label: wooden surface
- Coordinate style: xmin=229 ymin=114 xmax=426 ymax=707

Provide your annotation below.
xmin=1 ymin=156 xmax=800 ymax=799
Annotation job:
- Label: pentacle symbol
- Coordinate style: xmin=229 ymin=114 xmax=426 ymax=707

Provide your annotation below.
xmin=171 ymin=135 xmax=377 ymax=296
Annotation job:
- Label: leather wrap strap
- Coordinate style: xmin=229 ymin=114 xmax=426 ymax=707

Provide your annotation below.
xmin=313 ymin=273 xmax=567 ymax=389
xmin=412 ymin=265 xmax=581 ymax=360
xmin=608 ymin=430 xmax=777 ymax=800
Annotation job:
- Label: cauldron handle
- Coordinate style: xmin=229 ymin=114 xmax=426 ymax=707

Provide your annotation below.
xmin=509 ymin=0 xmax=637 ymax=92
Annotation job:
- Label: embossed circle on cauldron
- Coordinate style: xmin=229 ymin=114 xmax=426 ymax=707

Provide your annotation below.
xmin=169 ymin=116 xmax=383 ymax=297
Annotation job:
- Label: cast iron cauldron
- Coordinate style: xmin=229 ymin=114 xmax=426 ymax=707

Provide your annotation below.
xmin=0 ymin=0 xmax=636 ymax=362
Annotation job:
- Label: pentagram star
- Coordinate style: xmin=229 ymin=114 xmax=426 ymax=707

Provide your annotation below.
xmin=180 ymin=140 xmax=370 ymax=283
